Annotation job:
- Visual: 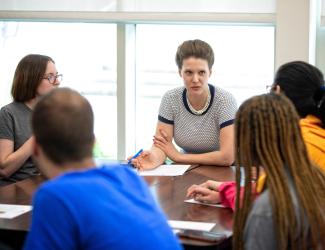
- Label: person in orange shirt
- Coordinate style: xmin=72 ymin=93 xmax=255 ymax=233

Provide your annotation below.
xmin=273 ymin=61 xmax=325 ymax=171
xmin=300 ymin=115 xmax=325 ymax=170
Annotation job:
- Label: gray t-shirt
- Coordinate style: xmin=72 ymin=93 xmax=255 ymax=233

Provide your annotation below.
xmin=244 ymin=187 xmax=310 ymax=250
xmin=0 ymin=102 xmax=39 ymax=185
xmin=158 ymin=84 xmax=237 ymax=153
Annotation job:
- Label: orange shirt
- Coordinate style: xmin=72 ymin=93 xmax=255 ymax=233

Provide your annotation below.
xmin=300 ymin=115 xmax=325 ymax=172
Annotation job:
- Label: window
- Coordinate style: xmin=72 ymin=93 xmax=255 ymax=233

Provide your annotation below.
xmin=0 ymin=20 xmax=275 ymax=159
xmin=0 ymin=21 xmax=117 ymax=158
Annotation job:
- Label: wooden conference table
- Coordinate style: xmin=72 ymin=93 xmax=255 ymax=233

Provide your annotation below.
xmin=0 ymin=165 xmax=235 ymax=250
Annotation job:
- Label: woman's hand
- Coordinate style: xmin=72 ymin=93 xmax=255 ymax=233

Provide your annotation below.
xmin=153 ymin=129 xmax=181 ymax=162
xmin=186 ymin=184 xmax=221 ymax=204
xmin=186 ymin=180 xmax=223 ymax=204
xmin=197 ymin=180 xmax=222 ymax=191
xmin=127 ymin=150 xmax=159 ymax=171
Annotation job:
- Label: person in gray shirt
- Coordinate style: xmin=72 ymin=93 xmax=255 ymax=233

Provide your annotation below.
xmin=0 ymin=54 xmax=62 ymax=186
xmin=232 ymin=93 xmax=325 ymax=250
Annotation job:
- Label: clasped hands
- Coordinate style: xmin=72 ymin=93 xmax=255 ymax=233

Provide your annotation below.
xmin=153 ymin=129 xmax=181 ymax=162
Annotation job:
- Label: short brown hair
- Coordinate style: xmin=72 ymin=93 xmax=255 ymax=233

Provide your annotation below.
xmin=32 ymin=88 xmax=95 ymax=164
xmin=11 ymin=54 xmax=54 ymax=102
xmin=175 ymin=39 xmax=214 ymax=70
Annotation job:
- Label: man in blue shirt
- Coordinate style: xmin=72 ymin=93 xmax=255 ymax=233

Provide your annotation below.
xmin=24 ymin=88 xmax=182 ymax=250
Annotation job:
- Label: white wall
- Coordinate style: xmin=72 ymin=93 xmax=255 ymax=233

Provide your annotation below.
xmin=275 ymin=0 xmax=318 ymax=69
xmin=0 ymin=0 xmax=275 ymax=12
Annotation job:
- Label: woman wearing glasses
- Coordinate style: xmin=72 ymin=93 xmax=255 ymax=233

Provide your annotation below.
xmin=0 ymin=54 xmax=61 ymax=185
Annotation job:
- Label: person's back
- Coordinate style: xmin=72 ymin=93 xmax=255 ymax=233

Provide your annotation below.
xmin=232 ymin=94 xmax=325 ymax=250
xmin=24 ymin=165 xmax=181 ymax=250
xmin=23 ymin=88 xmax=182 ymax=250
xmin=244 ymin=186 xmax=311 ymax=250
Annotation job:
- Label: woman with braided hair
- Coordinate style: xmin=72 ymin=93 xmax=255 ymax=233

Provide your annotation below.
xmin=190 ymin=93 xmax=325 ymax=249
xmin=233 ymin=93 xmax=325 ymax=249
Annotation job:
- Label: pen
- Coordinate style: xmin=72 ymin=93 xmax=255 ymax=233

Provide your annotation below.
xmin=128 ymin=149 xmax=143 ymax=164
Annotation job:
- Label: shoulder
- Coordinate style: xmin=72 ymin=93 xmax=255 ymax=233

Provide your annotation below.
xmin=1 ymin=102 xmax=26 ymax=111
xmin=159 ymin=87 xmax=184 ymax=117
xmin=244 ymin=190 xmax=277 ymax=250
xmin=99 ymin=164 xmax=139 ymax=179
xmin=209 ymin=85 xmax=237 ymax=121
xmin=32 ymin=180 xmax=66 ymax=210
xmin=0 ymin=103 xmax=18 ymax=135
xmin=0 ymin=102 xmax=15 ymax=115
xmin=99 ymin=164 xmax=148 ymax=188
xmin=300 ymin=115 xmax=325 ymax=146
xmin=300 ymin=115 xmax=323 ymax=129
xmin=212 ymin=85 xmax=236 ymax=104
xmin=245 ymin=190 xmax=274 ymax=233
xmin=37 ymin=165 xmax=150 ymax=205
xmin=249 ymin=190 xmax=272 ymax=216
xmin=163 ymin=86 xmax=184 ymax=99
xmin=1 ymin=102 xmax=31 ymax=117
xmin=244 ymin=190 xmax=274 ymax=236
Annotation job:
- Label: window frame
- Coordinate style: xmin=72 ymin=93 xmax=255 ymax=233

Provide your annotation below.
xmin=1 ymin=0 xmax=319 ymax=159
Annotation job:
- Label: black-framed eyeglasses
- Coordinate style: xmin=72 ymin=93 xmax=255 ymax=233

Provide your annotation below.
xmin=42 ymin=74 xmax=63 ymax=85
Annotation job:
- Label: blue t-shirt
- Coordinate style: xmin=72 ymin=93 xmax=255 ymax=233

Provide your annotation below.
xmin=23 ymin=164 xmax=182 ymax=250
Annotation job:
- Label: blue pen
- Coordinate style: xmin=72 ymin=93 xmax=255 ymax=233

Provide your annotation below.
xmin=128 ymin=149 xmax=143 ymax=164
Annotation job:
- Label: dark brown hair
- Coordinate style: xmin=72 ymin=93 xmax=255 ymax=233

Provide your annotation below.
xmin=175 ymin=39 xmax=214 ymax=70
xmin=11 ymin=54 xmax=54 ymax=102
xmin=233 ymin=93 xmax=325 ymax=250
xmin=32 ymin=88 xmax=95 ymax=164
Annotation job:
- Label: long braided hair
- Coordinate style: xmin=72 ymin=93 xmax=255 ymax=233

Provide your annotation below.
xmin=233 ymin=93 xmax=325 ymax=250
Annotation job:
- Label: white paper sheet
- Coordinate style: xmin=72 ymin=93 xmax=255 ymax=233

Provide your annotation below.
xmin=0 ymin=204 xmax=32 ymax=219
xmin=139 ymin=164 xmax=191 ymax=176
xmin=172 ymin=229 xmax=181 ymax=235
xmin=168 ymin=220 xmax=215 ymax=232
xmin=184 ymin=198 xmax=225 ymax=208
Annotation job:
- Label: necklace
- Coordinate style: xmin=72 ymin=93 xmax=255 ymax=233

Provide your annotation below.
xmin=187 ymin=90 xmax=211 ymax=115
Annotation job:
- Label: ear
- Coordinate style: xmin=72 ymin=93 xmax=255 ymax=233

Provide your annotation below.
xmin=274 ymin=84 xmax=281 ymax=94
xmin=209 ymin=68 xmax=212 ymax=77
xmin=178 ymin=69 xmax=182 ymax=77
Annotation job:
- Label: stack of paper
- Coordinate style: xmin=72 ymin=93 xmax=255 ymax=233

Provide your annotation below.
xmin=0 ymin=204 xmax=32 ymax=219
xmin=168 ymin=220 xmax=216 ymax=232
xmin=184 ymin=198 xmax=225 ymax=208
xmin=139 ymin=164 xmax=191 ymax=176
